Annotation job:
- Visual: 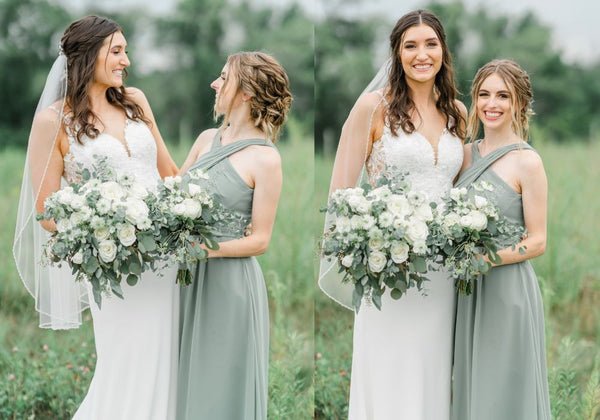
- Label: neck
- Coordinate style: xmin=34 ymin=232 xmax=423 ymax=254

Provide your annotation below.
xmin=222 ymin=110 xmax=264 ymax=144
xmin=407 ymin=78 xmax=437 ymax=108
xmin=87 ymin=83 xmax=112 ymax=112
xmin=481 ymin=125 xmax=522 ymax=148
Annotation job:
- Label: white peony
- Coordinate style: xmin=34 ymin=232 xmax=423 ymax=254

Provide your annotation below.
xmin=444 ymin=212 xmax=461 ymax=228
xmin=460 ymin=215 xmax=473 ymax=229
xmin=55 ymin=218 xmax=71 ymax=233
xmin=172 ymin=203 xmax=186 ymax=217
xmin=387 ymin=195 xmax=411 ymax=217
xmin=368 ymin=251 xmax=387 ymax=273
xmin=125 ymin=198 xmax=149 ymax=225
xmin=71 ymin=250 xmax=83 ymax=265
xmin=98 ymin=239 xmax=117 ymax=263
xmin=414 ymin=203 xmax=433 ymax=221
xmin=182 ymin=198 xmax=202 ymax=219
xmin=56 ymin=187 xmax=75 ymax=206
xmin=469 ymin=210 xmax=488 ymax=231
xmin=390 ymin=241 xmax=409 ymax=264
xmin=129 ymin=182 xmax=149 ymax=199
xmin=188 ymin=183 xmax=203 ymax=197
xmin=100 ymin=181 xmax=125 ymax=201
xmin=348 ymin=195 xmax=370 ymax=214
xmin=69 ymin=195 xmax=86 ymax=210
xmin=118 ymin=223 xmax=137 ymax=246
xmin=341 ymin=254 xmax=354 ymax=267
xmin=474 ymin=195 xmax=488 ymax=209
xmin=69 ymin=211 xmax=86 ymax=227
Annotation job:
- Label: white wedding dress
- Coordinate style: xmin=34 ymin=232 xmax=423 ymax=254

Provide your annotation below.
xmin=348 ymin=105 xmax=463 ymax=419
xmin=59 ymin=111 xmax=179 ymax=420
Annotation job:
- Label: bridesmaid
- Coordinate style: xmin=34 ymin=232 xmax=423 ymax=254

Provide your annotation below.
xmin=176 ymin=52 xmax=292 ymax=419
xmin=452 ymin=59 xmax=551 ymax=419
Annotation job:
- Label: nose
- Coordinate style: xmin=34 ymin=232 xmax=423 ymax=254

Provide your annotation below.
xmin=121 ymin=53 xmax=130 ymax=67
xmin=210 ymin=78 xmax=220 ymax=90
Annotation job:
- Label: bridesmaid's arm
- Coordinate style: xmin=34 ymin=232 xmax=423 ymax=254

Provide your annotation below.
xmin=205 ymin=147 xmax=282 ymax=258
xmin=127 ymin=87 xmax=179 ymax=178
xmin=491 ymin=150 xmax=548 ymax=266
xmin=178 ymin=129 xmax=218 ymax=176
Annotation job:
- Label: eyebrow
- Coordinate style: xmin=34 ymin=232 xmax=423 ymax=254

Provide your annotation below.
xmin=479 ymin=89 xmax=511 ymax=94
xmin=403 ymin=37 xmax=439 ymax=44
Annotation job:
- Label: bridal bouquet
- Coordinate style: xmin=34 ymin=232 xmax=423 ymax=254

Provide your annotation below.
xmin=38 ymin=158 xmax=165 ymax=308
xmin=153 ymin=169 xmax=223 ymax=285
xmin=321 ymin=174 xmax=435 ymax=312
xmin=432 ymin=181 xmax=526 ymax=295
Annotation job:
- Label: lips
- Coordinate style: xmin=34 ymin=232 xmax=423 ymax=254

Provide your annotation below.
xmin=484 ymin=111 xmax=502 ymax=120
xmin=413 ymin=63 xmax=432 ymax=71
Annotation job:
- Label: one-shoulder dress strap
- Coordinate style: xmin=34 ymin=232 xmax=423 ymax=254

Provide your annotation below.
xmin=456 ymin=141 xmax=534 ymax=188
xmin=189 ymin=132 xmax=272 ymax=173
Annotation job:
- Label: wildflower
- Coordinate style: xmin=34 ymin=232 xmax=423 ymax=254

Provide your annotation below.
xmin=8 ymin=374 xmax=15 ymax=381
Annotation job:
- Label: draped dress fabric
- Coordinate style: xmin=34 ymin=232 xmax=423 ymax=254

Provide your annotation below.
xmin=177 ymin=132 xmax=274 ymax=420
xmin=451 ymin=140 xmax=551 ymax=420
xmin=348 ymin=101 xmax=464 ymax=420
xmin=60 ymin=113 xmax=179 ymax=420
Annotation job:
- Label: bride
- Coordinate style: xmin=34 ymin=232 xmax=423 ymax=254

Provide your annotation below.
xmin=13 ymin=15 xmax=180 ymax=419
xmin=319 ymin=10 xmax=466 ymax=419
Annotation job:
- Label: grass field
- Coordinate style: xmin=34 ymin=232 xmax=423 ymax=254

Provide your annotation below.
xmin=0 ymin=128 xmax=314 ymax=418
xmin=314 ymin=141 xmax=600 ymax=420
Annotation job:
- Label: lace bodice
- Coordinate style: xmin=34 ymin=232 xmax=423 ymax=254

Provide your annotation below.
xmin=62 ymin=118 xmax=161 ymax=190
xmin=367 ymin=125 xmax=463 ymax=204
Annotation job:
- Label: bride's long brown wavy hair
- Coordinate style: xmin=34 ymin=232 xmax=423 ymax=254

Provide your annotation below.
xmin=60 ymin=15 xmax=150 ymax=143
xmin=387 ymin=10 xmax=465 ymax=139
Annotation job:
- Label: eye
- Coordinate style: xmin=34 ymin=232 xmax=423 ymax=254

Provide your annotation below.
xmin=499 ymin=93 xmax=510 ymax=99
xmin=404 ymin=44 xmax=416 ymax=49
xmin=478 ymin=92 xmax=489 ymax=97
xmin=427 ymin=41 xmax=438 ymax=47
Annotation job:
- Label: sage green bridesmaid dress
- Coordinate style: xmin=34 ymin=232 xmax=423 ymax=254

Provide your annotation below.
xmin=451 ymin=140 xmax=551 ymax=420
xmin=177 ymin=131 xmax=274 ymax=420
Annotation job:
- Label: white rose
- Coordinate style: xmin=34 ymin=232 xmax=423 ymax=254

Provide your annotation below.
xmin=94 ymin=227 xmax=110 ymax=242
xmin=56 ymin=218 xmax=71 ymax=233
xmin=368 ymin=251 xmax=387 ymax=273
xmin=98 ymin=239 xmax=117 ymax=263
xmin=125 ymin=198 xmax=149 ymax=225
xmin=444 ymin=212 xmax=461 ymax=228
xmin=129 ymin=182 xmax=149 ymax=199
xmin=387 ymin=195 xmax=410 ymax=217
xmin=118 ymin=223 xmax=137 ymax=246
xmin=414 ymin=204 xmax=433 ymax=222
xmin=71 ymin=250 xmax=83 ymax=265
xmin=390 ymin=241 xmax=409 ymax=264
xmin=69 ymin=211 xmax=85 ymax=227
xmin=96 ymin=198 xmax=112 ymax=215
xmin=469 ymin=210 xmax=488 ymax=231
xmin=368 ymin=236 xmax=385 ymax=251
xmin=406 ymin=218 xmax=429 ymax=244
xmin=100 ymin=181 xmax=125 ymax=201
xmin=70 ymin=195 xmax=86 ymax=210
xmin=460 ymin=215 xmax=473 ymax=229
xmin=474 ymin=195 xmax=488 ymax=209
xmin=182 ymin=198 xmax=202 ymax=219
xmin=341 ymin=254 xmax=354 ymax=267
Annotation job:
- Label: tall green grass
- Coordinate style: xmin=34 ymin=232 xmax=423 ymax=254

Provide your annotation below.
xmin=0 ymin=128 xmax=314 ymax=418
xmin=314 ymin=141 xmax=600 ymax=419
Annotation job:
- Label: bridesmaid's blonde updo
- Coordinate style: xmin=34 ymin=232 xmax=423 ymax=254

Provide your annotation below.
xmin=222 ymin=52 xmax=292 ymax=142
xmin=468 ymin=59 xmax=534 ymax=142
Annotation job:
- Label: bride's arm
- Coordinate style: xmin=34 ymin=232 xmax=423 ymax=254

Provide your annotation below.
xmin=29 ymin=109 xmax=66 ymax=232
xmin=204 ymin=147 xmax=282 ymax=258
xmin=127 ymin=87 xmax=179 ymax=178
xmin=490 ymin=150 xmax=547 ymax=266
xmin=328 ymin=92 xmax=383 ymax=194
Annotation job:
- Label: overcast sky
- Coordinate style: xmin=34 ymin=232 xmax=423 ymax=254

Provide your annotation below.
xmin=59 ymin=0 xmax=599 ymax=65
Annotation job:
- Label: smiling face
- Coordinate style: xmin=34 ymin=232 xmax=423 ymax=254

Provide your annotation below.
xmin=399 ymin=24 xmax=443 ymax=84
xmin=476 ymin=73 xmax=515 ymax=132
xmin=93 ymin=31 xmax=130 ymax=88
